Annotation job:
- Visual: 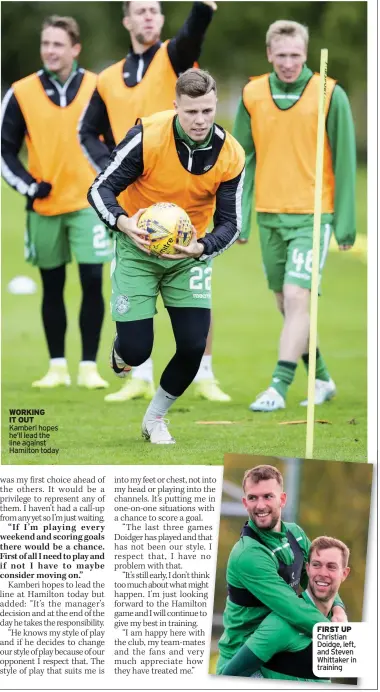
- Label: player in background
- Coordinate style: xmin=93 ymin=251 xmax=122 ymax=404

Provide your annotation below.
xmin=88 ymin=69 xmax=245 ymax=444
xmin=1 ymin=15 xmax=113 ymax=389
xmin=216 ymin=465 xmax=346 ymax=673
xmin=220 ymin=536 xmax=351 ymax=681
xmin=233 ymin=20 xmax=356 ymax=411
xmin=79 ymin=0 xmax=231 ymax=404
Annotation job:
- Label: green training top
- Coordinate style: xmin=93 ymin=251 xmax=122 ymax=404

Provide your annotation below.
xmin=174 ymin=114 xmax=214 ymax=149
xmin=217 ymin=519 xmax=344 ymax=661
xmin=248 ymin=590 xmax=331 ymax=682
xmin=232 ymin=65 xmax=356 ymax=246
xmin=43 ymin=60 xmax=79 ymax=86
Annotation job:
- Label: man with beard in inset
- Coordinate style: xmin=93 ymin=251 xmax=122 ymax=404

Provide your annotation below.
xmin=216 ymin=465 xmax=347 ymax=674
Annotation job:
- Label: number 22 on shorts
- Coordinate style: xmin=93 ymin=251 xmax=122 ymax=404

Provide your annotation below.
xmin=189 ymin=266 xmax=212 ymax=291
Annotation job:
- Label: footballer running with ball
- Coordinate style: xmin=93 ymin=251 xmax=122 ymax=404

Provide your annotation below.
xmin=88 ymin=68 xmax=245 ymax=444
xmin=79 ymin=1 xmax=232 ymax=405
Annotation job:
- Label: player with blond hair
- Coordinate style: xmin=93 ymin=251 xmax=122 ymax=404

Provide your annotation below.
xmin=233 ymin=20 xmax=356 ymax=411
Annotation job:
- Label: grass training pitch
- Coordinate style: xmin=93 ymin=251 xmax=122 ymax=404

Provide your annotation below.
xmin=1 ymin=173 xmax=367 ymax=466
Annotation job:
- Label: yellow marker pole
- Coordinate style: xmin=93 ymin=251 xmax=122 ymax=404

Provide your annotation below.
xmin=305 ymin=49 xmax=328 ymax=459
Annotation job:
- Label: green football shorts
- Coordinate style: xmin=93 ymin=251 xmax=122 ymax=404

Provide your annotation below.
xmin=110 ymin=234 xmax=212 ymax=322
xmin=25 ymin=208 xmax=114 ymax=269
xmin=259 ymin=223 xmax=333 ymax=292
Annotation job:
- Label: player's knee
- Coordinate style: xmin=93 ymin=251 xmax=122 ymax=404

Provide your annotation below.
xmin=169 ymin=307 xmax=210 ymax=360
xmin=283 ymin=284 xmax=310 ymax=315
xmin=79 ymin=263 xmax=103 ymax=294
xmin=116 ymin=337 xmax=152 ymax=367
xmin=40 ymin=265 xmax=66 ymax=293
xmin=116 ymin=321 xmax=153 ymax=366
xmin=274 ymin=291 xmax=285 ymax=315
xmin=177 ymin=335 xmax=207 ymax=362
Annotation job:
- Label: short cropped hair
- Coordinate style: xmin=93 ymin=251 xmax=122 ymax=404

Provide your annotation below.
xmin=266 ymin=20 xmax=309 ymax=49
xmin=242 ymin=465 xmax=283 ymax=492
xmin=176 ymin=68 xmax=217 ymax=100
xmin=308 ymin=536 xmax=350 ymax=568
xmin=123 ymin=1 xmax=162 ymax=17
xmin=42 ymin=15 xmax=80 ymax=45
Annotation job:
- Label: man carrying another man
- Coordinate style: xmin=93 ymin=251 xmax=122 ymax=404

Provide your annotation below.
xmin=216 ymin=464 xmax=347 ymax=674
xmin=220 ymin=535 xmax=351 ymax=681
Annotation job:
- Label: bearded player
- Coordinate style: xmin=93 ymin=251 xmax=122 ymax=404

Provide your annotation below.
xmin=216 ymin=465 xmax=346 ymax=673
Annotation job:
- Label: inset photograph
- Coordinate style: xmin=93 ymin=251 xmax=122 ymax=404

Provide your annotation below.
xmin=209 ymin=453 xmax=373 ymax=685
